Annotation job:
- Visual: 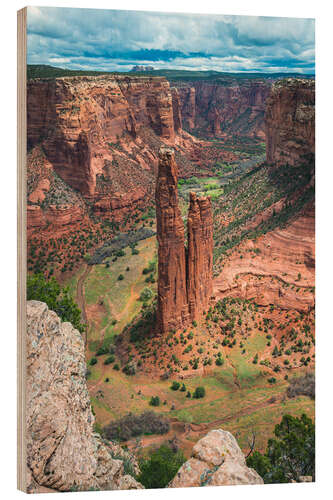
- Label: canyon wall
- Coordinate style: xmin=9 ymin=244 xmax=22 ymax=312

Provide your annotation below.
xmin=265 ymin=78 xmax=315 ymax=166
xmin=26 ymin=301 xmax=143 ymax=493
xmin=177 ymin=86 xmax=196 ymax=129
xmin=27 ymin=75 xmax=176 ymax=199
xmin=176 ymin=79 xmax=271 ymax=138
xmin=27 ymin=75 xmax=200 ymax=237
xmin=156 ymin=148 xmax=213 ymax=334
xmin=214 ymin=78 xmax=315 ymax=312
xmin=213 ymin=204 xmax=315 ymax=312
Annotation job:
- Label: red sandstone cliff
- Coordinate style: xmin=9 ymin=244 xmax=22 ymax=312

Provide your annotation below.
xmin=27 ymin=75 xmax=202 ymax=237
xmin=187 ymin=192 xmax=213 ymax=320
xmin=213 ymin=78 xmax=315 ymax=313
xmin=177 ymin=86 xmax=196 ymax=130
xmin=213 ymin=204 xmax=315 ymax=312
xmin=177 ymin=79 xmax=271 ymax=138
xmin=156 ymin=148 xmax=213 ymax=333
xmin=265 ymin=79 xmax=315 ymax=166
xmin=27 ymin=76 xmax=176 ymax=199
xmin=171 ymin=87 xmax=182 ymax=132
xmin=156 ymin=148 xmax=189 ymax=332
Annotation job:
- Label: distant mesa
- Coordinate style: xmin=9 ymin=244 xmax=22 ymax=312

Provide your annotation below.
xmin=130 ymin=65 xmax=154 ymax=72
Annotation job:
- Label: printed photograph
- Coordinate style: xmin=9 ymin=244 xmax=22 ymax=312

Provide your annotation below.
xmin=25 ymin=6 xmax=315 ymax=492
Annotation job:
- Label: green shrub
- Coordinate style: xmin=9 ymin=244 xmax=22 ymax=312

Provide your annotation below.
xmin=137 ymin=445 xmax=186 ymax=489
xmin=27 ymin=273 xmax=85 ymax=333
xmin=149 ymin=396 xmax=160 ymax=407
xmin=90 ymin=357 xmax=97 ymax=366
xmin=170 ymin=381 xmax=180 ymax=391
xmin=247 ymin=414 xmax=315 ymax=483
xmin=193 ymin=386 xmax=205 ymax=399
xmin=116 ymin=249 xmax=125 ymax=257
xmin=139 ymin=287 xmax=153 ymax=302
xmin=104 ymin=355 xmax=115 ymax=365
xmin=123 ymin=363 xmax=136 ymax=375
xmin=118 ymin=274 xmax=124 ymax=281
xmin=96 ymin=346 xmax=109 ymax=356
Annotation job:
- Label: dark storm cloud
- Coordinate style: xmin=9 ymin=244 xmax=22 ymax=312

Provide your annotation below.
xmin=27 ymin=7 xmax=315 ymax=74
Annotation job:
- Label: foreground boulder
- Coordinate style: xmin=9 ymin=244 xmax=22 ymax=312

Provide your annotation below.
xmin=26 ymin=301 xmax=143 ymax=492
xmin=169 ymin=429 xmax=263 ymax=488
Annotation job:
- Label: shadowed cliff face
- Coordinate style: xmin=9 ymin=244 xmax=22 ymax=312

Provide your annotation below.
xmin=265 ymin=79 xmax=315 ymax=167
xmin=176 ymin=80 xmax=271 ymax=138
xmin=156 ymin=148 xmax=213 ymax=334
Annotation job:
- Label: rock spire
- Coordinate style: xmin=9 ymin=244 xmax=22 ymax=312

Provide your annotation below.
xmin=156 ymin=148 xmax=213 ymax=334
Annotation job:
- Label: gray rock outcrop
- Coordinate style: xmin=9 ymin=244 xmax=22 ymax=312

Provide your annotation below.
xmin=26 ymin=300 xmax=143 ymax=492
xmin=169 ymin=429 xmax=263 ymax=488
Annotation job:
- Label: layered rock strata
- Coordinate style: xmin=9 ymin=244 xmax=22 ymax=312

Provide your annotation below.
xmin=177 ymin=79 xmax=271 ymax=138
xmin=169 ymin=429 xmax=263 ymax=488
xmin=27 ymin=75 xmax=179 ymax=198
xmin=156 ymin=148 xmax=213 ymax=333
xmin=214 ymin=78 xmax=315 ymax=312
xmin=265 ymin=78 xmax=315 ymax=166
xmin=27 ymin=75 xmax=201 ymax=237
xmin=177 ymin=86 xmax=196 ymax=129
xmin=213 ymin=204 xmax=315 ymax=312
xmin=26 ymin=300 xmax=143 ymax=492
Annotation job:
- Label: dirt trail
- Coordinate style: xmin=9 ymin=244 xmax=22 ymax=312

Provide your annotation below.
xmin=125 ymin=396 xmax=282 ymax=454
xmin=227 ymin=357 xmax=241 ymax=389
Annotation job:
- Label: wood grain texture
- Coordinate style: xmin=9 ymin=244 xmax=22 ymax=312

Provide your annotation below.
xmin=17 ymin=6 xmax=27 ymax=493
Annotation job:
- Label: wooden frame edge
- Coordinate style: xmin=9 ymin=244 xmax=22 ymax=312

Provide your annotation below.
xmin=17 ymin=6 xmax=27 ymax=493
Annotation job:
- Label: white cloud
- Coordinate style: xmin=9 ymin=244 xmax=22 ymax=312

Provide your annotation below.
xmin=26 ymin=7 xmax=315 ymax=74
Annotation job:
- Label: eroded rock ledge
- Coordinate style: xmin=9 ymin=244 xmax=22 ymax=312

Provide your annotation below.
xmin=26 ymin=300 xmax=143 ymax=492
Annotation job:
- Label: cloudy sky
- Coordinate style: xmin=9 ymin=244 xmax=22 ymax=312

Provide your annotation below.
xmin=27 ymin=7 xmax=315 ymax=74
